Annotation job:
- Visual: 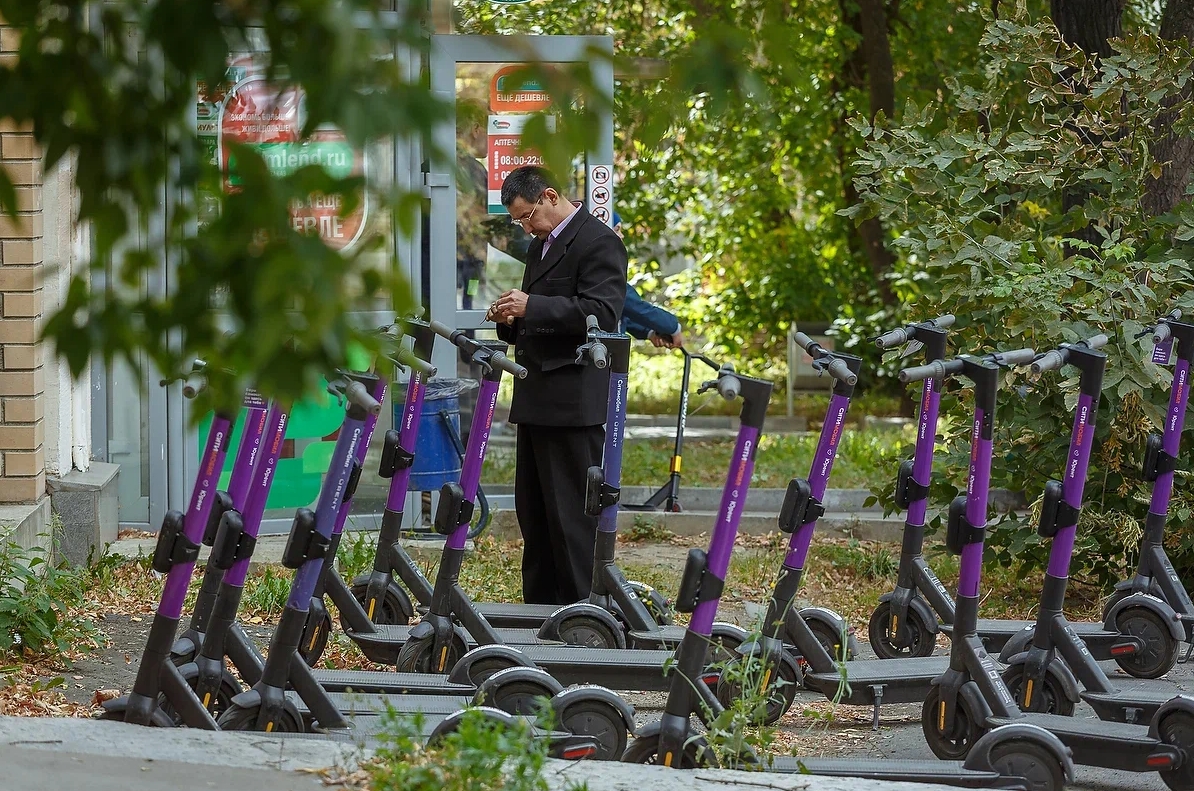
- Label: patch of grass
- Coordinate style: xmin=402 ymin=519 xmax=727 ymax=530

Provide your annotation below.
xmin=241 ymin=565 xmax=292 ymax=619
xmin=0 ymin=535 xmax=98 ymax=659
xmin=621 ymin=515 xmax=675 ymax=543
xmin=336 ymin=530 xmax=378 ymax=583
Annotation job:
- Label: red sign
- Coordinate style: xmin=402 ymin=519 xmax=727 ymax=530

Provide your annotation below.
xmin=489 ymin=65 xmax=553 ymax=113
xmin=486 ymin=114 xmax=551 ymax=214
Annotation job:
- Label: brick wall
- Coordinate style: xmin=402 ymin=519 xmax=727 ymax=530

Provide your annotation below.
xmin=0 ymin=17 xmax=47 ymax=504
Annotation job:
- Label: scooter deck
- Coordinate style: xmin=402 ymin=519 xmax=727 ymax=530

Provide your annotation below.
xmin=288 ymin=689 xmax=471 ymax=719
xmin=348 ymin=624 xmax=552 ymax=651
xmin=804 ymin=657 xmax=948 ymax=705
xmin=626 ymin=626 xmax=687 ymax=649
xmin=310 ymin=668 xmax=476 ymax=695
xmin=472 ymin=602 xmax=559 ymax=629
xmin=1080 ymin=685 xmax=1186 ymax=724
xmin=988 ymin=712 xmax=1170 ymax=771
xmin=942 ymin=619 xmax=1122 ymax=657
xmin=768 ymin=757 xmax=1024 ymax=789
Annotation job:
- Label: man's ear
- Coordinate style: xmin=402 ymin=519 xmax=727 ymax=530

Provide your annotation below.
xmin=543 ymin=187 xmax=560 ymax=206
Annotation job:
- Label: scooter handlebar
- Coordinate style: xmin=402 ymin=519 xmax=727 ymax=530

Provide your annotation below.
xmin=1154 ymin=322 xmax=1173 ymax=344
xmin=389 ymin=345 xmax=437 ymax=377
xmin=182 ymin=372 xmax=206 ymax=399
xmin=717 ymin=373 xmax=741 ymax=401
xmin=825 ymin=357 xmax=858 ymax=385
xmin=345 ymin=381 xmax=382 ymax=416
xmin=488 ymin=350 xmax=528 ymax=379
xmin=590 ymin=343 xmax=609 ymax=370
xmin=994 ymin=347 xmax=1037 ymax=367
xmin=793 ymin=331 xmax=816 ymax=352
xmin=874 ymin=314 xmax=955 ymax=349
xmin=1032 ymin=334 xmax=1109 ymax=374
xmin=900 ymin=361 xmax=946 ymax=383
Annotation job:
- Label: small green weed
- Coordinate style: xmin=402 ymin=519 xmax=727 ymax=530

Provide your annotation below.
xmin=622 ymin=515 xmax=674 ymax=543
xmin=241 ymin=565 xmax=292 ymax=618
xmin=336 ymin=530 xmax=377 ymax=582
xmin=362 ymin=706 xmax=549 ymax=791
xmin=0 ymin=535 xmax=97 ymax=658
xmin=818 ymin=539 xmax=898 ymax=581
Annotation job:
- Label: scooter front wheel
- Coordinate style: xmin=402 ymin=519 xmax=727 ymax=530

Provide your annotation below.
xmin=868 ymin=601 xmax=935 ymax=659
xmin=1157 ymin=710 xmax=1194 ymax=791
xmin=714 ymin=654 xmax=798 ymax=726
xmin=622 ymin=731 xmax=710 ymax=767
xmin=987 ymin=739 xmax=1068 ymax=791
xmin=395 ymin=633 xmax=466 ymax=674
xmin=217 ymin=702 xmax=303 ymax=733
xmin=161 ymin=671 xmax=242 ymax=723
xmin=922 ymin=687 xmax=984 ymax=760
xmin=1000 ymin=662 xmax=1075 ymax=717
xmin=1115 ymin=605 xmax=1179 ymax=679
xmin=554 ymin=698 xmax=629 ymax=761
xmin=346 ymin=579 xmax=415 ymax=627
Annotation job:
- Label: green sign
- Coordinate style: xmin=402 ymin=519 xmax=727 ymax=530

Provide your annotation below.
xmin=227 ymin=141 xmax=357 ymax=186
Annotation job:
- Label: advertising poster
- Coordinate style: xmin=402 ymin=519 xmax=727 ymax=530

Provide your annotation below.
xmin=486 ymin=64 xmax=554 ymax=214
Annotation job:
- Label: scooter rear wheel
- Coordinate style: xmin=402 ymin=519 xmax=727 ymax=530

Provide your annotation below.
xmin=554 ymin=698 xmax=628 ymax=761
xmin=1000 ymin=663 xmax=1075 ymax=717
xmin=346 ymin=579 xmax=415 ymax=627
xmin=868 ymin=601 xmax=935 ymax=659
xmin=1158 ymin=710 xmax=1194 ymax=791
xmin=298 ymin=610 xmax=332 ymax=667
xmin=395 ymin=632 xmax=467 ymax=674
xmin=1114 ymin=605 xmax=1179 ymax=679
xmin=622 ymin=731 xmax=710 ymax=767
xmin=217 ymin=702 xmax=303 ymax=733
xmin=922 ymin=687 xmax=984 ymax=760
xmin=987 ymin=739 xmax=1067 ymax=791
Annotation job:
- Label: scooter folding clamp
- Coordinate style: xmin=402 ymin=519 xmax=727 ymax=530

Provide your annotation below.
xmin=584 ymin=466 xmax=620 ymax=517
xmin=778 ymin=477 xmax=823 ymax=533
xmin=674 ymin=547 xmax=725 ymax=613
xmin=151 ymin=510 xmax=199 ymax=574
xmin=202 ymin=491 xmax=236 ymax=545
xmin=1142 ymin=434 xmax=1177 ymax=482
xmin=281 ymin=508 xmax=330 ymax=569
xmin=343 ymin=461 xmax=363 ymax=504
xmin=945 ymin=495 xmax=984 ymax=555
xmin=894 ymin=459 xmax=929 ymax=509
xmin=1037 ymin=480 xmax=1078 ymax=538
xmin=210 ymin=511 xmax=257 ymax=570
xmin=433 ymin=481 xmax=475 ymax=536
xmin=378 ymin=429 xmax=415 ymax=478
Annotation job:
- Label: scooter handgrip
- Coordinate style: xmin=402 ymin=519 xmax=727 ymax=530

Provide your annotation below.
xmin=900 ymin=361 xmax=943 ymax=383
xmin=489 ymin=350 xmax=527 ymax=379
xmin=875 ymin=328 xmax=909 ymax=349
xmin=826 ymin=357 xmax=858 ymax=385
xmin=586 ymin=314 xmax=600 ymax=332
xmin=182 ymin=372 xmax=207 ymax=399
xmin=998 ymin=348 xmax=1037 ymax=366
xmin=1031 ymin=350 xmax=1066 ymax=374
xmin=428 ymin=319 xmax=456 ymax=340
xmin=933 ymin=313 xmax=956 ymax=328
xmin=590 ymin=342 xmax=609 ymax=370
xmin=1154 ymin=323 xmax=1173 ymax=344
xmin=1084 ymin=333 xmax=1109 ymax=350
xmin=390 ymin=345 xmax=437 ymax=377
xmin=793 ymin=331 xmax=815 ymax=351
xmin=717 ymin=374 xmax=741 ymax=401
xmin=345 ymin=381 xmax=383 ymax=415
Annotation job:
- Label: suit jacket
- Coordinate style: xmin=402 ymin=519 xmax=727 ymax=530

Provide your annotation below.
xmin=497 ymin=210 xmax=627 ymax=427
xmin=622 ymin=284 xmax=680 ymax=340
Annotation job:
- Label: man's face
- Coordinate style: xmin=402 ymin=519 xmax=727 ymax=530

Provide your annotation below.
xmin=507 ymin=189 xmax=556 ymax=238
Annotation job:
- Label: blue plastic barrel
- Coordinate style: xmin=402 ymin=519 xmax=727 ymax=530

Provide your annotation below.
xmin=404 ymin=380 xmax=466 ymax=492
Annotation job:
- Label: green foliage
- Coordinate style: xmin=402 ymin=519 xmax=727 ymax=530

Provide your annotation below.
xmin=241 ymin=564 xmax=292 ymax=618
xmin=0 ymin=537 xmax=96 ymax=658
xmin=336 ymin=530 xmax=377 ymax=583
xmin=854 ymin=7 xmax=1194 ymax=586
xmin=363 ymin=707 xmax=549 ymax=791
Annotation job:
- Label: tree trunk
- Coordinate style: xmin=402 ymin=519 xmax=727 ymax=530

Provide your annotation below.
xmin=838 ymin=0 xmax=897 ymax=303
xmin=1143 ymin=0 xmax=1194 ymax=217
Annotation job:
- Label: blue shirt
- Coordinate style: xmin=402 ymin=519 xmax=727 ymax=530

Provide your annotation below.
xmin=622 ymin=284 xmax=680 ymax=340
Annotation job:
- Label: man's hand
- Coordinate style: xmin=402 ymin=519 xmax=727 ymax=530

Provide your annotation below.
xmin=649 ymin=326 xmax=684 ymax=349
xmin=487 ymin=289 xmax=529 ymax=325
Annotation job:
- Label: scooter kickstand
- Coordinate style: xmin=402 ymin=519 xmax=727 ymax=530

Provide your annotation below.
xmin=1180 ymin=639 xmax=1194 ymax=664
xmin=871 ymin=685 xmax=884 ymax=731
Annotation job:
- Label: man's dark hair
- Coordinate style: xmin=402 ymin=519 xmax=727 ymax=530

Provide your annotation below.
xmin=501 ymin=166 xmax=560 ymax=208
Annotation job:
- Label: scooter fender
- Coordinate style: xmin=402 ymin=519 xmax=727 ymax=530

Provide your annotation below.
xmin=731 ymin=637 xmax=804 ymax=687
xmin=348 ymin=572 xmax=416 ymax=623
xmin=473 ymin=666 xmax=565 ymax=709
xmin=798 ymin=606 xmax=860 ymax=660
xmin=548 ymin=684 xmax=638 ymax=736
xmin=227 ymin=687 xmax=262 ymax=710
xmin=965 ymin=722 xmax=1074 ymax=783
xmin=446 ymin=643 xmax=535 ymax=685
xmin=997 ymin=624 xmax=1038 ymax=664
xmin=1148 ymin=694 xmax=1194 ymax=741
xmin=98 ymin=694 xmax=179 ymax=727
xmin=710 ymin=621 xmax=749 ymax=648
xmin=536 ymin=603 xmax=626 ymax=649
xmin=1103 ymin=592 xmax=1185 ymax=643
xmin=1002 ymin=650 xmax=1082 ymax=705
xmin=429 ymin=706 xmax=519 ymax=745
xmin=878 ymin=591 xmax=941 ymax=636
xmin=1114 ymin=577 xmax=1165 ymax=598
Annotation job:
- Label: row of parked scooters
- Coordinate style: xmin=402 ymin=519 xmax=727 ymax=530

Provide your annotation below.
xmin=100 ymin=308 xmax=1194 ymax=791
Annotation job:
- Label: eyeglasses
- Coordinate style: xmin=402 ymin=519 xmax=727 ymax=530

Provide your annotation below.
xmin=509 ymin=195 xmax=545 ymax=226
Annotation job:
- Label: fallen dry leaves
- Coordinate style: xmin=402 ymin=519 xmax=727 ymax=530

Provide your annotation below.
xmin=0 ymin=662 xmax=95 ymax=718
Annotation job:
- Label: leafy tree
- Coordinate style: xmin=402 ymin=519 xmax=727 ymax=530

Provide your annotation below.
xmin=854 ymin=2 xmax=1194 ymax=584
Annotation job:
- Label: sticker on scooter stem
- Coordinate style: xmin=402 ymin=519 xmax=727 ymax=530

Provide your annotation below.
xmin=1153 ymin=337 xmax=1174 ymax=365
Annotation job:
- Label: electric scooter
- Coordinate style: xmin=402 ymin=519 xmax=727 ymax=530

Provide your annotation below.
xmin=622 ymin=352 xmax=1074 ymax=791
xmin=213 ymin=372 xmax=627 ymax=757
xmin=993 ymin=310 xmax=1194 ymax=681
xmin=342 ymin=319 xmax=746 ymax=662
xmin=993 ymin=330 xmax=1189 ymax=725
xmin=866 ymin=314 xmax=956 ymax=659
xmin=912 ymin=338 xmax=1194 ymax=789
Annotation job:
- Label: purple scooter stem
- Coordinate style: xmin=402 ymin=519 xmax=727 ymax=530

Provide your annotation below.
xmin=690 ymin=425 xmax=760 ymax=634
xmin=388 ymin=374 xmax=428 ymax=513
xmin=785 ymin=393 xmax=851 ymax=570
xmin=446 ymin=377 xmax=500 ymax=552
xmin=159 ymin=415 xmax=233 ymax=621
xmin=1044 ymin=393 xmax=1097 ymax=580
xmin=598 ymin=370 xmax=628 ymax=534
xmin=226 ymin=391 xmax=269 ymax=510
xmin=1150 ymin=358 xmax=1189 ymax=517
xmin=331 ymin=377 xmax=389 ymax=539
xmin=223 ymin=403 xmax=289 ymax=588
xmin=908 ymin=376 xmax=942 ymax=526
xmin=958 ymin=408 xmax=993 ymax=599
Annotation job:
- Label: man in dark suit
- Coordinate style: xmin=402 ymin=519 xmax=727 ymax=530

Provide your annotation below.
xmin=486 ymin=166 xmax=627 ymax=605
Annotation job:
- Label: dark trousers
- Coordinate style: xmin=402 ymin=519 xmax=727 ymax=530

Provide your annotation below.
xmin=515 ymin=423 xmax=603 ymax=605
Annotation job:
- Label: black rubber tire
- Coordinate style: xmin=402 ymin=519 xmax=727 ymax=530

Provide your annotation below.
xmin=713 ymin=654 xmax=798 ymax=726
xmin=345 ymin=580 xmax=415 ymax=627
xmin=555 ymin=699 xmax=628 ymax=761
xmin=808 ymin=618 xmax=854 ymax=662
xmin=621 ymin=732 xmax=710 ymax=767
xmin=1102 ymin=589 xmax=1130 ymax=622
xmin=160 ymin=671 xmax=243 ymax=724
xmin=868 ymin=601 xmax=935 ymax=659
xmin=463 ymin=655 xmax=522 ymax=686
xmin=987 ymin=739 xmax=1067 ymax=791
xmin=1114 ymin=606 xmax=1179 ymax=679
xmin=1158 ymin=710 xmax=1194 ymax=791
xmin=558 ymin=614 xmax=619 ymax=649
xmin=297 ymin=610 xmax=332 ymax=667
xmin=216 ymin=703 xmax=303 ymax=733
xmin=478 ymin=679 xmax=560 ymax=717
xmin=1000 ymin=663 xmax=1076 ymax=717
xmin=395 ymin=633 xmax=466 ymax=674
xmin=922 ymin=687 xmax=984 ymax=760
xmin=627 ymin=580 xmax=675 ymax=626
